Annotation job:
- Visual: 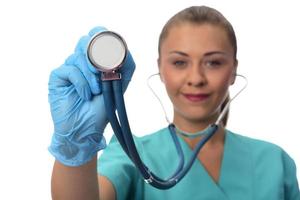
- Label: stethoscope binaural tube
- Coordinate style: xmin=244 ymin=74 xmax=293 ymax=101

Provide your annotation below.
xmin=87 ymin=30 xmax=223 ymax=189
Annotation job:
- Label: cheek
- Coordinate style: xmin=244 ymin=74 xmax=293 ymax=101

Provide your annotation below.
xmin=160 ymin=68 xmax=183 ymax=96
xmin=212 ymin=72 xmax=233 ymax=96
xmin=162 ymin=73 xmax=177 ymax=95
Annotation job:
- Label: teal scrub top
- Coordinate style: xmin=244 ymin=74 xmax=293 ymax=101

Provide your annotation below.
xmin=97 ymin=128 xmax=300 ymax=200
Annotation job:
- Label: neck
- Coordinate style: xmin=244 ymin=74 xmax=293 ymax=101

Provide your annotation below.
xmin=173 ymin=114 xmax=217 ymax=133
xmin=173 ymin=115 xmax=225 ymax=148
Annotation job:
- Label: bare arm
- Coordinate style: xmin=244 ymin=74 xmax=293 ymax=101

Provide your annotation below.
xmin=51 ymin=156 xmax=100 ymax=200
xmin=51 ymin=156 xmax=116 ymax=200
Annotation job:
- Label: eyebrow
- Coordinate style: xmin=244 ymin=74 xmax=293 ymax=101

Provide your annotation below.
xmin=169 ymin=50 xmax=228 ymax=57
xmin=169 ymin=51 xmax=189 ymax=57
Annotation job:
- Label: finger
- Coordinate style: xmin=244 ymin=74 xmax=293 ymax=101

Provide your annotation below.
xmin=120 ymin=51 xmax=136 ymax=81
xmin=75 ymin=27 xmax=108 ymax=54
xmin=65 ymin=53 xmax=101 ymax=95
xmin=88 ymin=26 xmax=107 ymax=37
xmin=49 ymin=64 xmax=92 ymax=100
xmin=74 ymin=26 xmax=108 ymax=74
xmin=75 ymin=53 xmax=102 ymax=95
xmin=75 ymin=36 xmax=90 ymax=54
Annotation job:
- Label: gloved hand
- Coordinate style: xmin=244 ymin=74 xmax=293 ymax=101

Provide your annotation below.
xmin=48 ymin=26 xmax=135 ymax=167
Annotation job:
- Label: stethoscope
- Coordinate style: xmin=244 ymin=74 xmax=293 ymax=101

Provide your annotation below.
xmin=87 ymin=30 xmax=247 ymax=190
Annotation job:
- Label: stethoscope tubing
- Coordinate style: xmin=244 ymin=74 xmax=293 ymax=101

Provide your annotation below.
xmin=113 ymin=80 xmax=186 ymax=186
xmin=102 ymin=79 xmax=219 ymax=189
xmin=102 ymin=81 xmax=130 ymax=156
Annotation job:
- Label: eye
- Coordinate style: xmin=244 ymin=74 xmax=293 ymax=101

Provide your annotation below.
xmin=173 ymin=60 xmax=187 ymax=68
xmin=205 ymin=59 xmax=223 ymax=69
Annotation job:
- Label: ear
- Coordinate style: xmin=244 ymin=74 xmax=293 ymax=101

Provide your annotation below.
xmin=157 ymin=58 xmax=164 ymax=82
xmin=230 ymin=59 xmax=238 ymax=85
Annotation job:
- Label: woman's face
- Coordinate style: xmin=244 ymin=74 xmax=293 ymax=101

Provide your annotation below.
xmin=158 ymin=23 xmax=237 ymax=126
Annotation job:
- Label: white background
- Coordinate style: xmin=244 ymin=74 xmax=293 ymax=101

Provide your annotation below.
xmin=0 ymin=0 xmax=299 ymax=199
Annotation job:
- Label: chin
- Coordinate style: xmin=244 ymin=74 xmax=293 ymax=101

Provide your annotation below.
xmin=176 ymin=114 xmax=214 ymax=125
xmin=189 ymin=115 xmax=216 ymax=124
xmin=174 ymin=99 xmax=222 ymax=121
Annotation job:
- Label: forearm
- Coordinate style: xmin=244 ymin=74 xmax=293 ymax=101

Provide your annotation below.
xmin=51 ymin=156 xmax=99 ymax=200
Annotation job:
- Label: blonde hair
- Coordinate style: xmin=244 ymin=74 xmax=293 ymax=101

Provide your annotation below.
xmin=158 ymin=6 xmax=236 ymax=126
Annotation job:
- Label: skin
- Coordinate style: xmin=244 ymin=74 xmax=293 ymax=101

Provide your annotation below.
xmin=51 ymin=23 xmax=237 ymax=200
xmin=51 ymin=157 xmax=115 ymax=200
xmin=158 ymin=23 xmax=237 ymax=182
xmin=51 ymin=157 xmax=100 ymax=200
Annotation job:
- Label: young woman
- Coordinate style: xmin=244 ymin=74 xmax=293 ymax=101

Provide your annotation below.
xmin=49 ymin=6 xmax=300 ymax=200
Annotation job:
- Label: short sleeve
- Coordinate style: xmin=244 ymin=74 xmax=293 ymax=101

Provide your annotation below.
xmin=97 ymin=135 xmax=138 ymax=200
xmin=282 ymin=151 xmax=300 ymax=200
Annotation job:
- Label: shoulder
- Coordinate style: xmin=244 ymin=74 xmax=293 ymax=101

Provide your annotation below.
xmin=136 ymin=127 xmax=170 ymax=146
xmin=227 ymin=130 xmax=283 ymax=154
xmin=103 ymin=127 xmax=168 ymax=148
xmin=227 ymin=130 xmax=300 ymax=198
xmin=226 ymin=130 xmax=296 ymax=170
xmin=98 ymin=127 xmax=170 ymax=164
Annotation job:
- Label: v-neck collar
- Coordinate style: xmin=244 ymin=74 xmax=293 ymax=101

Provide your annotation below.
xmin=176 ymin=130 xmax=253 ymax=199
xmin=218 ymin=131 xmax=253 ymax=199
xmin=176 ymin=130 xmax=230 ymax=199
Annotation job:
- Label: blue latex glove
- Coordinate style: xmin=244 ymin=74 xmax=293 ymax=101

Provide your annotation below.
xmin=48 ymin=26 xmax=135 ymax=166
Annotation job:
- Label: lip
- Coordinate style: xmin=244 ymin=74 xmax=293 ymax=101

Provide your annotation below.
xmin=183 ymin=93 xmax=210 ymax=102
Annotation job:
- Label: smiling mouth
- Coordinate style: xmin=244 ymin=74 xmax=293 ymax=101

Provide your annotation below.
xmin=183 ymin=93 xmax=210 ymax=102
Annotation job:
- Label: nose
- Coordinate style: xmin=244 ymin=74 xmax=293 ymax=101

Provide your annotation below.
xmin=187 ymin=63 xmax=207 ymax=87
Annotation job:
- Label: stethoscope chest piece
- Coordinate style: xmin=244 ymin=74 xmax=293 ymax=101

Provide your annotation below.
xmin=87 ymin=31 xmax=128 ymax=80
